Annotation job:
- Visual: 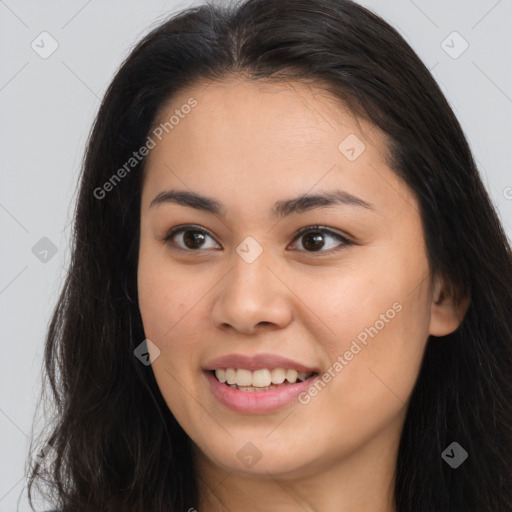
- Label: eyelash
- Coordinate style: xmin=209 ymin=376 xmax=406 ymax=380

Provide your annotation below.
xmin=161 ymin=223 xmax=353 ymax=256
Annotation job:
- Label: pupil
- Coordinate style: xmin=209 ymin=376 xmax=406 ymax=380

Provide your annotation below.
xmin=184 ymin=230 xmax=205 ymax=249
xmin=303 ymin=232 xmax=324 ymax=251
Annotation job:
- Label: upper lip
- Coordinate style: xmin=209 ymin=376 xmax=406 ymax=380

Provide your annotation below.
xmin=204 ymin=353 xmax=319 ymax=373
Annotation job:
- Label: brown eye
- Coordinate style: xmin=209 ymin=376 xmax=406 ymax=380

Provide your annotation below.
xmin=302 ymin=231 xmax=326 ymax=251
xmin=163 ymin=225 xmax=220 ymax=251
xmin=162 ymin=224 xmax=352 ymax=255
xmin=291 ymin=226 xmax=352 ymax=254
xmin=182 ymin=230 xmax=207 ymax=249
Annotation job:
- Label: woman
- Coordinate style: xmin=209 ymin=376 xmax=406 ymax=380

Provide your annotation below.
xmin=28 ymin=0 xmax=512 ymax=510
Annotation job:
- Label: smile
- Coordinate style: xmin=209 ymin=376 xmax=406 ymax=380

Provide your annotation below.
xmin=203 ymin=353 xmax=320 ymax=413
xmin=212 ymin=367 xmax=314 ymax=391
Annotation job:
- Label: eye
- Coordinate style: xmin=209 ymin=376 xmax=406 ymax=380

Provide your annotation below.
xmin=162 ymin=224 xmax=220 ymax=251
xmin=161 ymin=223 xmax=352 ymax=255
xmin=289 ymin=225 xmax=352 ymax=254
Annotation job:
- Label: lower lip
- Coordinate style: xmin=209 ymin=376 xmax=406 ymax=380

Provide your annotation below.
xmin=204 ymin=371 xmax=318 ymax=414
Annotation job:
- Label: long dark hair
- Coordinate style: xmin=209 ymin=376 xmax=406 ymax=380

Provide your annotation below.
xmin=26 ymin=0 xmax=512 ymax=510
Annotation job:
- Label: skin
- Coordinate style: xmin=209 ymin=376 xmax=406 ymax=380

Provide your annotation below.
xmin=137 ymin=77 xmax=469 ymax=512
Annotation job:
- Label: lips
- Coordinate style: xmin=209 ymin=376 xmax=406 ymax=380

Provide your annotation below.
xmin=203 ymin=352 xmax=320 ymax=413
xmin=204 ymin=353 xmax=319 ymax=373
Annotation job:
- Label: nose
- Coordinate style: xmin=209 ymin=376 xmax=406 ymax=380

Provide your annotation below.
xmin=210 ymin=247 xmax=294 ymax=335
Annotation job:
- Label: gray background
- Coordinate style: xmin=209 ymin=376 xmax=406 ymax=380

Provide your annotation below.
xmin=1 ymin=0 xmax=511 ymax=510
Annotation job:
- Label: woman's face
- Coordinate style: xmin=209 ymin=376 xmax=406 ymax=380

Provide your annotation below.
xmin=137 ymin=78 xmax=463 ymax=479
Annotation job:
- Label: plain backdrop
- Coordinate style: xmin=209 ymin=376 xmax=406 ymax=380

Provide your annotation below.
xmin=1 ymin=0 xmax=511 ymax=510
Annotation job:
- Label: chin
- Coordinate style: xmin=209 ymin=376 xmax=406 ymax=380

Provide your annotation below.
xmin=196 ymin=434 xmax=323 ymax=479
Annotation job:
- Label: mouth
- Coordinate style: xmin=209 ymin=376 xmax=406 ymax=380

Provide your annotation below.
xmin=203 ymin=353 xmax=320 ymax=413
xmin=204 ymin=365 xmax=320 ymax=414
xmin=209 ymin=367 xmax=318 ymax=392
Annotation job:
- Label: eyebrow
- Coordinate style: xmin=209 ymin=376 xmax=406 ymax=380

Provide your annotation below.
xmin=149 ymin=188 xmax=374 ymax=219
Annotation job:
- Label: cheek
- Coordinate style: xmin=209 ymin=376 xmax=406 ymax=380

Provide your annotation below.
xmin=318 ymin=282 xmax=430 ymax=433
xmin=298 ymin=249 xmax=431 ymax=420
xmin=137 ymin=239 xmax=200 ymax=337
xmin=292 ymin=296 xmax=430 ymax=463
xmin=137 ymin=257 xmax=207 ymax=420
xmin=137 ymin=248 xmax=200 ymax=368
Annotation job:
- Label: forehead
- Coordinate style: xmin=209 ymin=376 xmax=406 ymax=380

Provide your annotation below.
xmin=152 ymin=77 xmax=388 ymax=152
xmin=141 ymin=77 xmax=416 ymax=218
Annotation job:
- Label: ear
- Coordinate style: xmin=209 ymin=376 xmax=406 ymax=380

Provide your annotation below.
xmin=429 ymin=275 xmax=470 ymax=337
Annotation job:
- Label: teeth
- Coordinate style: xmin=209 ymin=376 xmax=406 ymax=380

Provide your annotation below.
xmin=225 ymin=368 xmax=236 ymax=385
xmin=270 ymin=368 xmax=286 ymax=384
xmin=285 ymin=369 xmax=298 ymax=383
xmin=214 ymin=367 xmax=313 ymax=388
xmin=252 ymin=369 xmax=271 ymax=387
xmin=235 ymin=369 xmax=253 ymax=387
xmin=297 ymin=371 xmax=309 ymax=381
